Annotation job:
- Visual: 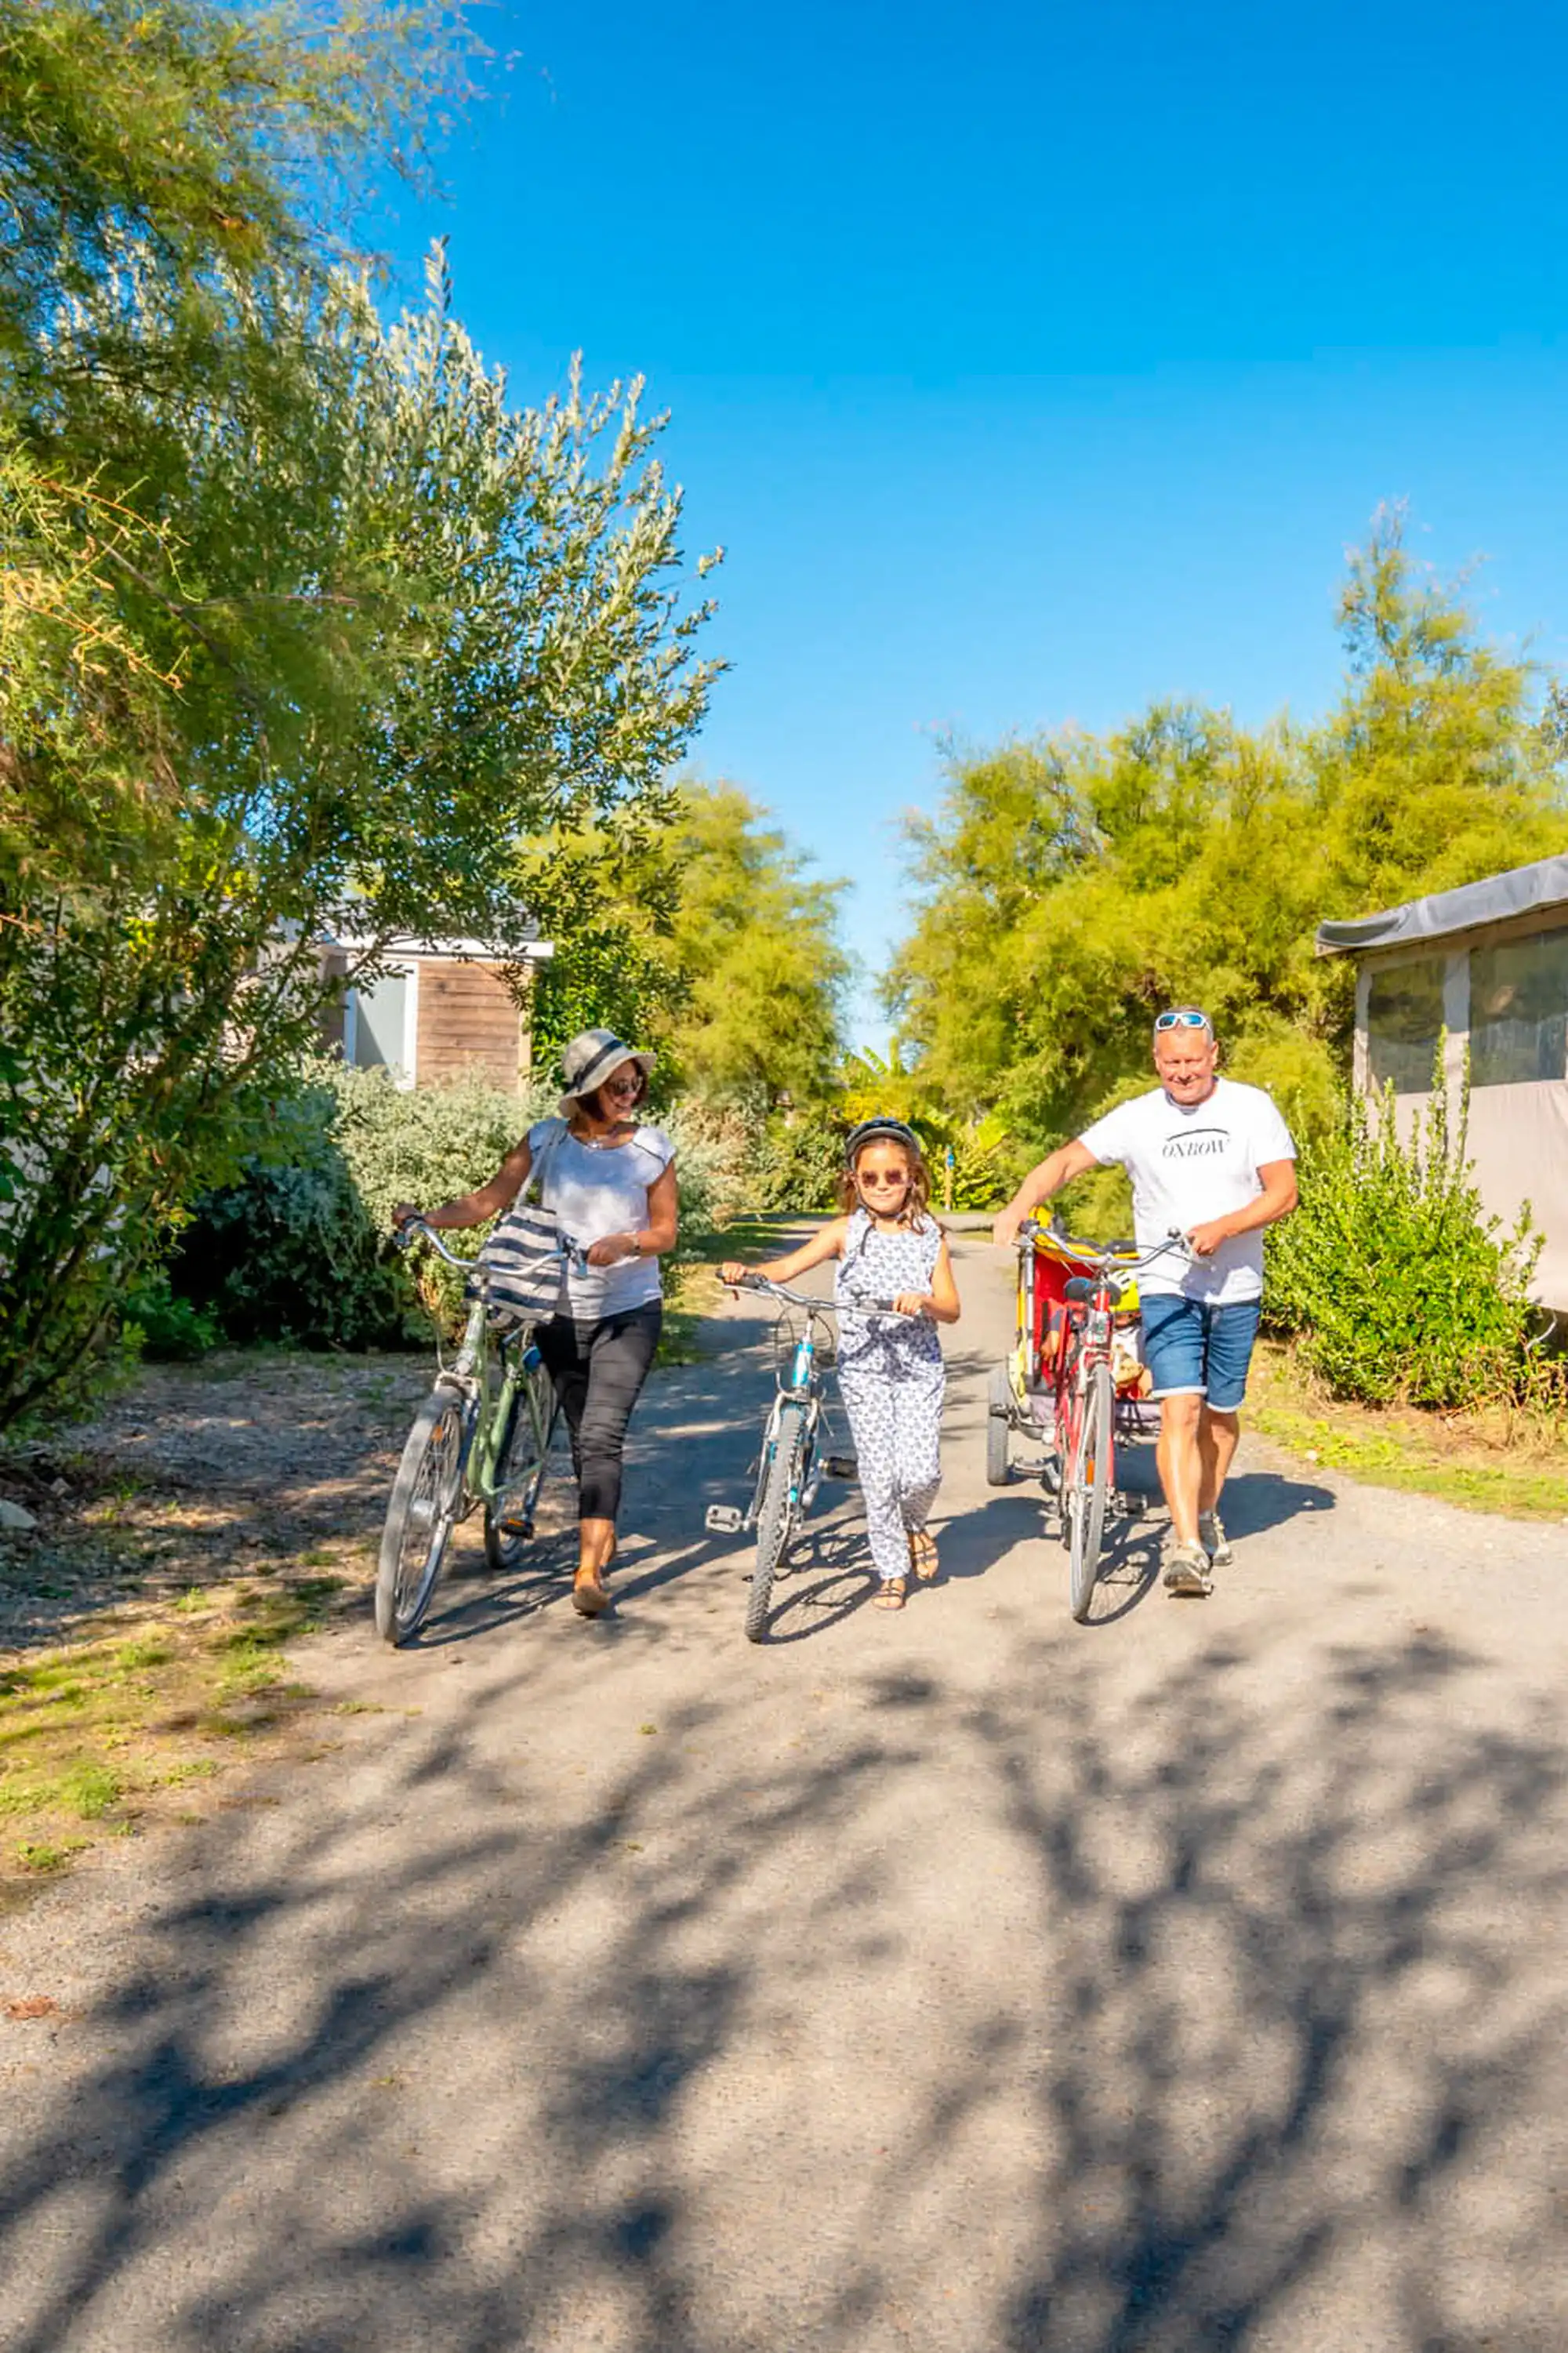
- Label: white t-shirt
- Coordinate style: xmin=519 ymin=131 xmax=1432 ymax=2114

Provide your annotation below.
xmin=525 ymin=1118 xmax=675 ymax=1321
xmin=1078 ymin=1077 xmax=1296 ymax=1303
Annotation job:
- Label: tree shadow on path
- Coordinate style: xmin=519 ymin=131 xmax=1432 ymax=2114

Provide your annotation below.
xmin=2 ymin=1592 xmax=1565 ymax=2353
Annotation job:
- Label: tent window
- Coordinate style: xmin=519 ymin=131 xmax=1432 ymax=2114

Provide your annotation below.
xmin=1471 ymin=930 xmax=1568 ymax=1088
xmin=1366 ymin=957 xmax=1445 ymax=1095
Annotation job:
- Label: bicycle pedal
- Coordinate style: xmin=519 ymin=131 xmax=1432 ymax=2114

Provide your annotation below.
xmin=705 ymin=1504 xmax=744 ymax=1534
xmin=819 ymin=1453 xmax=858 ymax=1480
xmin=498 ymin=1516 xmax=534 ymax=1538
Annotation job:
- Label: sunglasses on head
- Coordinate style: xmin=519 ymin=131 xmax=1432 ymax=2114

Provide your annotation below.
xmin=1154 ymin=1009 xmax=1210 ymax=1032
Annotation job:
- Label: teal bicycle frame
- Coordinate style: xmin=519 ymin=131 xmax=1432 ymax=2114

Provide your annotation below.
xmin=743 ymin=1318 xmax=829 ymax=1534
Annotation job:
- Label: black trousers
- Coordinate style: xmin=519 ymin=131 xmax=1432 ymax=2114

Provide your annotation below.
xmin=535 ymin=1300 xmax=662 ymax=1523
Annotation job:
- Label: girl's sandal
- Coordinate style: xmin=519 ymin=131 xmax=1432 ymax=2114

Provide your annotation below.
xmin=908 ymin=1530 xmax=939 ymax=1583
xmin=874 ymin=1577 xmax=907 ymax=1611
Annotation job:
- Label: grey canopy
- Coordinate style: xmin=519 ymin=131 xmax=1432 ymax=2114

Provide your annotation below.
xmin=1315 ymin=854 xmax=1568 ymax=957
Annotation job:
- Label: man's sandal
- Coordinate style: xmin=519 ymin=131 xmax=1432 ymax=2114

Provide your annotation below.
xmin=874 ymin=1577 xmax=907 ymax=1611
xmin=908 ymin=1530 xmax=939 ymax=1583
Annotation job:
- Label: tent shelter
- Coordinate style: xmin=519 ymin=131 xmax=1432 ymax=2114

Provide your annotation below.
xmin=1316 ymin=853 xmax=1568 ymax=1309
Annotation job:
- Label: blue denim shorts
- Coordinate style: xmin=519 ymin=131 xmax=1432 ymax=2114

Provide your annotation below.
xmin=1139 ymin=1295 xmax=1262 ymax=1411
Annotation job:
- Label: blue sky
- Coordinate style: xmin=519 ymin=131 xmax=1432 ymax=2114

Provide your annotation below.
xmin=376 ymin=0 xmax=1568 ymax=1043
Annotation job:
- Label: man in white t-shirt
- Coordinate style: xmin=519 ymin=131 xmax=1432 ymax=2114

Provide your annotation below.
xmin=992 ymin=1009 xmax=1298 ymax=1596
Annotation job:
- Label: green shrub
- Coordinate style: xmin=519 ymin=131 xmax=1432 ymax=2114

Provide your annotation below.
xmin=744 ymin=1103 xmax=1028 ymax=1218
xmin=655 ymin=1102 xmax=751 ymax=1249
xmin=323 ymin=1061 xmax=554 ymax=1234
xmin=121 ymin=1276 xmax=220 ymax=1362
xmin=169 ymin=1080 xmax=418 ymax=1348
xmin=749 ymin=1112 xmax=844 ymax=1214
xmin=1264 ymin=1074 xmax=1543 ymax=1407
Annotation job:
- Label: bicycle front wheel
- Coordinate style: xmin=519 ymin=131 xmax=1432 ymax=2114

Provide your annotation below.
xmin=1066 ymin=1360 xmax=1113 ymax=1623
xmin=746 ymin=1398 xmax=809 ymax=1644
xmin=484 ymin=1353 xmax=559 ymax=1574
xmin=376 ymin=1388 xmax=468 ymax=1646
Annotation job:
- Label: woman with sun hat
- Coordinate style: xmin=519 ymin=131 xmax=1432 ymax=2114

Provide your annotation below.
xmin=393 ymin=1028 xmax=678 ymax=1616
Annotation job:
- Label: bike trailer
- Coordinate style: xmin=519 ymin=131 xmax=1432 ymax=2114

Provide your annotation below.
xmin=1025 ymin=1229 xmax=1145 ymax=1399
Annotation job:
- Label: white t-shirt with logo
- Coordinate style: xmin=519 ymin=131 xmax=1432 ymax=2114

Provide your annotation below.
xmin=1078 ymin=1077 xmax=1296 ymax=1303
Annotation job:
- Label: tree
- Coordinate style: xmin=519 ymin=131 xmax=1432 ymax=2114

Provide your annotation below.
xmin=526 ymin=782 xmax=851 ymax=1109
xmin=0 ymin=0 xmax=470 ymax=303
xmin=890 ymin=707 xmax=1329 ymax=1149
xmin=1316 ymin=504 xmax=1566 ymax=910
xmin=658 ymin=784 xmax=850 ymax=1106
xmin=889 ymin=513 xmax=1568 ymax=1200
xmin=0 ymin=7 xmax=720 ymax=1428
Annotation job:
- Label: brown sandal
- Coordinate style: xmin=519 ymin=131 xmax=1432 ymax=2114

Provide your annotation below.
xmin=908 ymin=1530 xmax=939 ymax=1582
xmin=572 ymin=1571 xmax=612 ymax=1618
xmin=873 ymin=1577 xmax=907 ymax=1611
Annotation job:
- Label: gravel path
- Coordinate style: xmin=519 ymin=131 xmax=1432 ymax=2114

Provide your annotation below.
xmin=1 ymin=1236 xmax=1566 ymax=2351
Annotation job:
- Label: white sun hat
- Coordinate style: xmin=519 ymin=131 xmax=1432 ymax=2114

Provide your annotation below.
xmin=557 ymin=1028 xmax=656 ymax=1119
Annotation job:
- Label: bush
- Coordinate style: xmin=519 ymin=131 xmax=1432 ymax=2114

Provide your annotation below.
xmin=1264 ymin=1076 xmax=1543 ymax=1407
xmin=322 ymin=1061 xmax=555 ymax=1236
xmin=653 ymin=1102 xmax=753 ymax=1247
xmin=749 ymin=1112 xmax=845 ymax=1214
xmin=169 ymin=1080 xmax=423 ymax=1349
xmin=121 ymin=1276 xmax=221 ymax=1363
xmin=744 ymin=1102 xmax=1029 ymax=1218
xmin=169 ymin=1059 xmax=743 ymax=1347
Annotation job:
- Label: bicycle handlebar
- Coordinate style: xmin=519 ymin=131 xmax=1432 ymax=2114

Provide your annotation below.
xmin=393 ymin=1215 xmax=586 ymax=1276
xmin=393 ymin=1216 xmax=470 ymax=1268
xmin=1019 ymin=1221 xmax=1192 ymax=1276
xmin=728 ymin=1271 xmax=918 ymax=1321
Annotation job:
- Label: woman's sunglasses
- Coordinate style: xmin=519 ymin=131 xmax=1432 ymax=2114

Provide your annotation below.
xmin=1154 ymin=1008 xmax=1210 ymax=1032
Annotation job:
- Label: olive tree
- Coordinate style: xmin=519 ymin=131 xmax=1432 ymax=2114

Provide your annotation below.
xmin=0 ymin=10 xmax=721 ymax=1427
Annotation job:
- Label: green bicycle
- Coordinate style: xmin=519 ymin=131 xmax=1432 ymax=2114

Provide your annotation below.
xmin=375 ymin=1218 xmax=572 ymax=1646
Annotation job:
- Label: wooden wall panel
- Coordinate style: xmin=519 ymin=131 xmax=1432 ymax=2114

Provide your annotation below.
xmin=415 ymin=960 xmax=525 ymax=1088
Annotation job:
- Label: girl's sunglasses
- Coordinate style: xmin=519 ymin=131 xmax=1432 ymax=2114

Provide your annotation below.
xmin=858 ymin=1168 xmax=910 ymax=1189
xmin=1154 ymin=1008 xmax=1210 ymax=1032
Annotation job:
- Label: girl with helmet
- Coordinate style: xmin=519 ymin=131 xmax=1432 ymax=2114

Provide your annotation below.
xmin=720 ymin=1119 xmax=961 ymax=1611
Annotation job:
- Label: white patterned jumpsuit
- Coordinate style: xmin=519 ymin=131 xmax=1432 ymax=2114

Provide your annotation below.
xmin=835 ymin=1209 xmax=947 ymax=1585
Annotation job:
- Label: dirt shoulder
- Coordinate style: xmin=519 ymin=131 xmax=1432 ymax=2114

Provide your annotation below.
xmin=0 ymin=1350 xmax=436 ymax=1897
xmin=0 ymin=1231 xmax=808 ymax=1904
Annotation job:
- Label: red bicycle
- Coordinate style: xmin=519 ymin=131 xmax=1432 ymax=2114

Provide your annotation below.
xmin=1036 ymin=1226 xmax=1187 ymax=1621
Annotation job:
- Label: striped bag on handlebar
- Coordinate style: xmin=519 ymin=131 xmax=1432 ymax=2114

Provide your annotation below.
xmin=470 ymin=1124 xmax=567 ymax=1326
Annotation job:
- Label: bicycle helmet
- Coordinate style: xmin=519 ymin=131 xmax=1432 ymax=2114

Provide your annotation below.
xmin=843 ymin=1116 xmax=923 ymax=1167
